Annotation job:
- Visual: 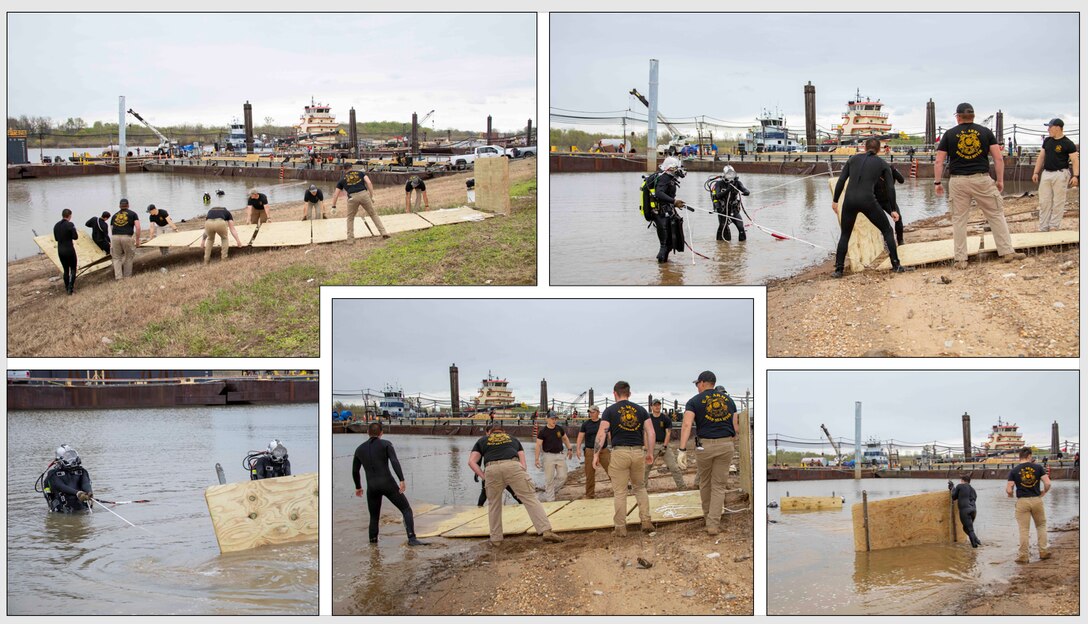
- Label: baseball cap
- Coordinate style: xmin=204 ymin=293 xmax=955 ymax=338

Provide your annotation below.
xmin=652 ymin=399 xmax=662 ymax=406
xmin=249 ymin=189 xmax=260 ymax=196
xmin=955 ymin=103 xmax=974 ymax=114
xmin=693 ymin=371 xmax=717 ymax=384
xmin=308 ymin=184 xmax=318 ymax=191
xmin=547 ymin=410 xmax=557 ymax=419
xmin=146 ymin=204 xmax=156 ymax=212
xmin=1045 ymin=118 xmax=1064 ymax=128
xmin=118 ymin=198 xmax=129 ymax=207
xmin=588 ymin=405 xmax=600 ymax=413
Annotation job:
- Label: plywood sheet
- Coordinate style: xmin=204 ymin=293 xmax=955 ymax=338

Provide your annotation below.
xmin=876 ymin=236 xmax=982 ymax=270
xmin=413 ymin=505 xmax=488 ymax=539
xmin=310 ymin=217 xmax=373 ymax=243
xmin=830 ymin=176 xmax=886 ymax=272
xmin=186 ymin=224 xmax=260 ymax=248
xmin=139 ymin=230 xmax=206 ymax=248
xmin=781 ymin=496 xmax=843 ymax=512
xmin=251 ymin=220 xmax=313 ymax=247
xmin=627 ymin=490 xmax=704 ymax=524
xmin=737 ymin=410 xmax=752 ymax=498
xmin=33 ymin=234 xmax=112 ymax=275
xmin=851 ymin=490 xmax=966 ymax=552
xmin=543 ymin=496 xmax=637 ymax=533
xmin=364 ymin=213 xmax=432 ymax=235
xmin=204 ymin=472 xmax=318 ymax=553
xmin=416 ymin=206 xmax=493 ymax=226
xmin=982 ymin=230 xmax=1079 ymax=252
xmin=476 ymin=156 xmax=511 ymax=215
xmin=442 ymin=500 xmax=569 ymax=538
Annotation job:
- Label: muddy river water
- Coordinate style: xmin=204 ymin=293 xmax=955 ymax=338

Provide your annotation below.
xmin=767 ymin=478 xmax=1079 ymax=615
xmin=6 ymin=404 xmax=318 ymax=615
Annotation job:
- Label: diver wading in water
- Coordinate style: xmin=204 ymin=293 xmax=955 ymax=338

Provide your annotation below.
xmin=950 ymin=475 xmax=982 ymax=547
xmin=640 ymin=156 xmax=688 ymax=263
xmin=708 ymin=165 xmax=750 ymax=241
xmin=36 ymin=444 xmax=93 ymax=513
xmin=246 ymin=439 xmax=292 ymax=480
xmin=354 ymin=422 xmax=428 ymax=546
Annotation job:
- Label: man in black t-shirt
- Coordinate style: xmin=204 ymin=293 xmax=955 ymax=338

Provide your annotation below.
xmin=404 ymin=176 xmax=429 ymax=213
xmin=475 ymin=422 xmax=522 ymax=507
xmin=84 ymin=211 xmax=111 ymax=254
xmin=1031 ymin=118 xmax=1080 ymax=231
xmin=594 ymin=381 xmax=655 ymax=535
xmin=145 ymin=204 xmax=178 ymax=239
xmin=680 ymin=371 xmax=738 ymax=535
xmin=302 ymin=185 xmax=325 ymax=221
xmin=645 ymin=400 xmax=686 ymax=489
xmin=109 ymin=198 xmax=141 ymax=281
xmin=934 ymin=103 xmax=1025 ymax=269
xmin=575 ymin=405 xmax=611 ymax=498
xmin=535 ymin=412 xmax=572 ymax=501
xmin=468 ymin=425 xmax=562 ymax=545
xmin=1006 ymin=447 xmax=1052 ymax=563
xmin=246 ymin=190 xmax=270 ymax=225
xmin=330 ymin=164 xmax=389 ymax=242
xmin=53 ymin=208 xmax=79 ymax=295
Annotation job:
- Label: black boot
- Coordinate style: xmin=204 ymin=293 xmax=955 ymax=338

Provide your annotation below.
xmin=832 ymin=269 xmax=844 ymax=278
xmin=890 ymin=264 xmax=914 ymax=273
xmin=657 ymin=245 xmax=669 ymax=263
xmin=738 ymin=231 xmax=746 ymax=241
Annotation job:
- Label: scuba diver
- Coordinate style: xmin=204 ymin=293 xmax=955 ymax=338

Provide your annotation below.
xmin=831 ymin=138 xmax=908 ymax=277
xmin=949 ymin=475 xmax=982 ymax=547
xmin=875 ymin=165 xmax=906 ymax=245
xmin=36 ymin=444 xmax=93 ymax=513
xmin=246 ymin=439 xmax=292 ymax=480
xmin=202 ymin=192 xmax=212 ymax=204
xmin=215 ymin=189 xmax=225 ymax=197
xmin=708 ymin=165 xmax=751 ymax=241
xmin=647 ymin=156 xmax=687 ymax=263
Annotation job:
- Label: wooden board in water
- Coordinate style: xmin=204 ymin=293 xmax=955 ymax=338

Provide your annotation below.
xmin=250 ymin=220 xmax=314 ymax=247
xmin=413 ymin=505 xmax=489 ymax=538
xmin=982 ymin=230 xmax=1079 ymax=252
xmin=851 ymin=490 xmax=967 ymax=552
xmin=204 ymin=472 xmax=318 ymax=553
xmin=442 ymin=500 xmax=570 ymax=538
xmin=364 ymin=213 xmax=432 ymax=235
xmin=33 ymin=234 xmax=112 ymax=276
xmin=542 ymin=496 xmax=637 ymax=533
xmin=627 ymin=490 xmax=704 ymax=523
xmin=875 ymin=236 xmax=982 ymax=270
xmin=781 ymin=496 xmax=843 ymax=512
xmin=416 ymin=206 xmax=492 ymax=226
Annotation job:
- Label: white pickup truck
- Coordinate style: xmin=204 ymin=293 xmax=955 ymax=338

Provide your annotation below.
xmin=506 ymin=145 xmax=538 ymax=158
xmin=449 ymin=145 xmax=508 ymax=169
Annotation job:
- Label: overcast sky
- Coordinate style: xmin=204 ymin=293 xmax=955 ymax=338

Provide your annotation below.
xmin=333 ymin=299 xmax=754 ymax=409
xmin=8 ymin=13 xmax=535 ymax=131
xmin=768 ymin=371 xmax=1079 ymax=452
xmin=552 ymin=13 xmax=1079 ymax=140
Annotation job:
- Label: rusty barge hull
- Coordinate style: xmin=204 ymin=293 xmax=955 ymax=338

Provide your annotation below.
xmin=768 ymin=467 xmax=1078 ymax=481
xmin=7 ymin=379 xmax=318 ymax=410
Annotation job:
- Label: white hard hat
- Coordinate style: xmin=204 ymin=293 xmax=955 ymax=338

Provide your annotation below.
xmin=722 ymin=165 xmax=737 ymax=180
xmin=660 ymin=156 xmax=682 ymax=172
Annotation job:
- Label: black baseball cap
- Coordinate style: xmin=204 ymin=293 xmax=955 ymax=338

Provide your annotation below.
xmin=693 ymin=371 xmax=717 ymax=384
xmin=118 ymin=198 xmax=129 ymax=206
xmin=955 ymin=103 xmax=974 ymax=114
xmin=652 ymin=399 xmax=662 ymax=406
xmin=146 ymin=204 xmax=156 ymax=212
xmin=1045 ymin=118 xmax=1064 ymax=128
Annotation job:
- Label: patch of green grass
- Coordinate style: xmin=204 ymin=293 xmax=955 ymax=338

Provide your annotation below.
xmin=509 ymin=178 xmax=537 ymax=197
xmin=112 ymin=264 xmax=326 ymax=356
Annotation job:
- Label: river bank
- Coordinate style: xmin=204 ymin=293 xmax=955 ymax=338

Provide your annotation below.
xmin=767 ymin=193 xmax=1079 ymax=357
xmin=6 ymin=160 xmax=535 ymax=356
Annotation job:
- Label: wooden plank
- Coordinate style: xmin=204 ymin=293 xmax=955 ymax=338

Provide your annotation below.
xmin=737 ymin=410 xmax=752 ymax=499
xmin=189 ymin=224 xmax=260 ymax=248
xmin=875 ymin=236 xmax=982 ymax=270
xmin=781 ymin=496 xmax=843 ymax=512
xmin=543 ymin=496 xmax=637 ymax=533
xmin=364 ymin=212 xmax=432 ymax=235
xmin=416 ymin=206 xmax=492 ymax=226
xmin=476 ymin=156 xmax=511 ymax=215
xmin=139 ymin=230 xmax=206 ymax=248
xmin=829 ymin=176 xmax=886 ymax=273
xmin=204 ymin=472 xmax=318 ymax=553
xmin=627 ymin=490 xmax=704 ymax=524
xmin=250 ymin=220 xmax=313 ymax=247
xmin=851 ymin=490 xmax=966 ymax=552
xmin=442 ymin=500 xmax=569 ymax=538
xmin=33 ymin=233 xmax=111 ymax=275
xmin=413 ymin=505 xmax=488 ymax=539
xmin=982 ymin=230 xmax=1079 ymax=252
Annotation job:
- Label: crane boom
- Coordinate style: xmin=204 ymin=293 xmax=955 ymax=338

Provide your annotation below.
xmin=820 ymin=423 xmax=843 ymax=464
xmin=629 ymin=88 xmax=682 ymax=136
xmin=126 ymin=108 xmax=174 ymax=149
xmin=418 ymin=109 xmax=435 ymax=126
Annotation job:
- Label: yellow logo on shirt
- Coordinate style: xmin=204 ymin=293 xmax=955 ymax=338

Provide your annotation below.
xmin=956 ymin=129 xmax=983 ymax=160
xmin=346 ymin=171 xmax=362 ymax=186
xmin=487 ymin=432 xmax=512 ymax=446
xmin=1018 ymin=466 xmax=1038 ymax=488
xmin=1055 ymin=145 xmax=1063 ymax=153
xmin=617 ymin=404 xmax=641 ymax=431
xmin=112 ymin=212 xmax=129 ymax=227
xmin=703 ymin=392 xmax=733 ymax=423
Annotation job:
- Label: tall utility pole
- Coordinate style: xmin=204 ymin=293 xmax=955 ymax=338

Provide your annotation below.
xmin=854 ymin=402 xmax=862 ymax=480
xmin=646 ymin=59 xmax=659 ymax=173
xmin=962 ymin=411 xmax=972 ymax=459
xmin=118 ymin=95 xmax=127 ymax=174
xmin=449 ymin=364 xmax=460 ymax=417
xmin=804 ymin=81 xmax=817 ymax=152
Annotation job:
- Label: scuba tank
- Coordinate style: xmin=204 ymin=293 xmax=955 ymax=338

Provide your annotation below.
xmin=639 ymin=172 xmax=661 ymax=222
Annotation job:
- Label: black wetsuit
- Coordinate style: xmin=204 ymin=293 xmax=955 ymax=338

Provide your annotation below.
xmin=475 ymin=474 xmax=522 ymax=507
xmin=249 ymin=456 xmax=291 ymax=480
xmin=353 ymin=437 xmax=416 ymax=542
xmin=832 ymin=152 xmax=902 ymax=272
xmin=711 ymin=178 xmax=750 ymax=241
xmin=950 ymin=483 xmax=980 ymax=547
xmin=652 ymin=172 xmax=685 ymax=262
xmin=53 ymin=219 xmax=78 ymax=294
xmin=85 ymin=216 xmax=111 ymax=253
xmin=875 ymin=167 xmax=906 ymax=244
xmin=44 ymin=466 xmax=92 ymax=513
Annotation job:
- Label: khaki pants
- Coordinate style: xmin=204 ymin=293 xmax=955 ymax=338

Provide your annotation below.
xmin=303 ymin=202 xmax=322 ymax=221
xmin=608 ymin=447 xmax=650 ymax=527
xmin=1038 ymin=169 xmax=1070 ymax=231
xmin=584 ymin=447 xmax=610 ymax=498
xmin=696 ymin=436 xmax=735 ymax=529
xmin=484 ymin=459 xmax=552 ymax=543
xmin=1015 ymin=496 xmax=1048 ymax=559
xmin=646 ymin=442 xmax=686 ymax=489
xmin=948 ymin=173 xmax=1015 ymax=262
xmin=410 ymin=189 xmax=423 ymax=212
xmin=346 ymin=193 xmax=387 ymax=241
xmin=542 ymin=452 xmax=568 ymax=501
xmin=110 ymin=234 xmax=136 ymax=280
xmin=249 ymin=208 xmax=268 ymax=225
xmin=204 ymin=219 xmax=230 ymax=263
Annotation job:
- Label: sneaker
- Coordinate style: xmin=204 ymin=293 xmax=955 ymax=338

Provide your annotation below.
xmin=1039 ymin=550 xmax=1051 ymax=560
xmin=1002 ymin=252 xmax=1027 ymax=263
xmin=382 ymin=234 xmax=391 ymax=239
xmin=831 ymin=270 xmax=844 ymax=278
xmin=954 ymin=260 xmax=968 ymax=270
xmin=542 ymin=530 xmax=564 ymax=543
xmin=890 ymin=265 xmax=914 ymax=273
xmin=1015 ymin=555 xmax=1029 ymax=564
xmin=707 ymin=526 xmax=721 ymax=536
xmin=641 ymin=521 xmax=655 ymax=532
